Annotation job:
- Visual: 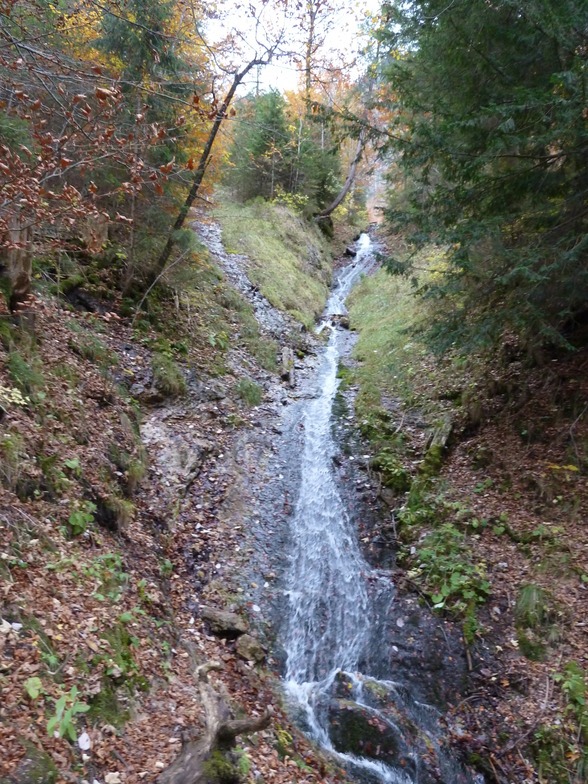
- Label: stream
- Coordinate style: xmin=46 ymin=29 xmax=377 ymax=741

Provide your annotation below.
xmin=277 ymin=234 xmax=482 ymax=784
xmin=195 ymin=223 xmax=484 ymax=783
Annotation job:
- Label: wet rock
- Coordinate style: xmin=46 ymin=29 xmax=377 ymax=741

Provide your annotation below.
xmin=236 ymin=633 xmax=265 ymax=663
xmin=331 ymin=314 xmax=350 ymax=329
xmin=200 ymin=605 xmax=248 ymax=637
xmin=344 ymin=246 xmax=357 ymax=257
xmin=326 ymin=698 xmax=417 ymax=776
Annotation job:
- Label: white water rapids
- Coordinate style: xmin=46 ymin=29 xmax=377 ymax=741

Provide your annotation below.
xmin=282 ymin=235 xmax=481 ymax=784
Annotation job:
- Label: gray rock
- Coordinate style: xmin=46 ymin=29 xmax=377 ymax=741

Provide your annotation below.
xmin=280 ymin=347 xmax=295 ymax=387
xmin=0 ymin=742 xmax=57 ymax=784
xmin=236 ymin=633 xmax=266 ymax=663
xmin=200 ymin=605 xmax=248 ymax=637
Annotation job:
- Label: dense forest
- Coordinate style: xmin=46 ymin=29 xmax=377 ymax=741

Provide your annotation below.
xmin=1 ymin=1 xmax=588 ymax=784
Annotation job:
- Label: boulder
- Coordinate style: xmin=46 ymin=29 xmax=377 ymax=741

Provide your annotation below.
xmin=200 ymin=606 xmax=248 ymax=637
xmin=235 ymin=634 xmax=266 ymax=663
xmin=344 ymin=246 xmax=357 ymax=257
xmin=331 ymin=314 xmax=350 ymax=329
xmin=326 ymin=698 xmax=416 ymax=774
xmin=0 ymin=742 xmax=57 ymax=784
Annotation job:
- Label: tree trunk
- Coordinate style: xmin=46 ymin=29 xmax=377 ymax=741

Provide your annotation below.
xmin=304 ymin=2 xmax=316 ymax=112
xmin=316 ymin=126 xmax=365 ymax=219
xmin=150 ymin=55 xmax=271 ymax=287
xmin=0 ymin=209 xmax=33 ymax=311
xmin=157 ymin=657 xmax=272 ymax=784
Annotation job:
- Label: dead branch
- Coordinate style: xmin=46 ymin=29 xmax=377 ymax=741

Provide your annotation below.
xmin=157 ymin=646 xmax=272 ymax=784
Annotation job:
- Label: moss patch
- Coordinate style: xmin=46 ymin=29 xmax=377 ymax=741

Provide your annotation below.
xmin=215 ymin=197 xmax=332 ymax=326
xmin=202 ymin=750 xmax=239 ymax=784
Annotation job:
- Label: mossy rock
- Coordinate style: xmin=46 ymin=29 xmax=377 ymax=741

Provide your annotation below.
xmin=201 ymin=750 xmax=239 ymax=784
xmin=0 ymin=741 xmax=57 ymax=784
xmin=60 ymin=274 xmax=85 ymax=294
xmin=421 ymin=443 xmax=444 ymax=477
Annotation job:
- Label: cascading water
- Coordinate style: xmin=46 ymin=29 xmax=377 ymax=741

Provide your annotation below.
xmin=282 ymin=234 xmax=482 ymax=784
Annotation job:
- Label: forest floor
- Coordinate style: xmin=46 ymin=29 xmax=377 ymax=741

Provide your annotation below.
xmin=0 ymin=206 xmax=355 ymax=784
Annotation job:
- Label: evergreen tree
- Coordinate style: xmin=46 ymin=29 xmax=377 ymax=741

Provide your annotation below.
xmin=377 ymin=0 xmax=588 ymax=353
xmin=225 ymin=90 xmax=341 ymax=212
xmin=226 ymin=91 xmax=293 ymax=201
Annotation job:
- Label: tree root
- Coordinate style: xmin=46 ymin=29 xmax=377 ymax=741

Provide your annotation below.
xmin=157 ymin=648 xmax=272 ymax=784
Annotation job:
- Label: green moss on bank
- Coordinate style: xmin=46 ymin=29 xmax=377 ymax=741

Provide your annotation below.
xmin=214 ymin=197 xmax=332 ymax=328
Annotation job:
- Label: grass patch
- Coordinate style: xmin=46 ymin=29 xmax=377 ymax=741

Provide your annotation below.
xmin=152 ymin=352 xmax=187 ymax=397
xmin=235 ymin=378 xmax=262 ymax=407
xmin=7 ymin=350 xmax=45 ymax=397
xmin=69 ymin=334 xmax=116 ymax=367
xmin=0 ymin=431 xmax=25 ymax=491
xmin=347 ymin=268 xmax=430 ymax=427
xmin=215 ymin=197 xmax=332 ymax=326
xmin=214 ymin=284 xmax=278 ymax=371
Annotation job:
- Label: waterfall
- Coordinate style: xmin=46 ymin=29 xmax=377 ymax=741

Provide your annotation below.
xmin=281 ymin=234 xmax=482 ymax=784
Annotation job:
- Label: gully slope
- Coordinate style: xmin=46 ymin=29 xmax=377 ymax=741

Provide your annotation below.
xmin=207 ymin=233 xmax=485 ymax=784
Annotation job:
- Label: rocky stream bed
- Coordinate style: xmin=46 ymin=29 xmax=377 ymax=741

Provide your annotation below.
xmin=152 ymin=225 xmax=487 ymax=784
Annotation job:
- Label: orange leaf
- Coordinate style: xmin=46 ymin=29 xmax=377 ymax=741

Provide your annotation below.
xmin=95 ymin=87 xmax=115 ymax=101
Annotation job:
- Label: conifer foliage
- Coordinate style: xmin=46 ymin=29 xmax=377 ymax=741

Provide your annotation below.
xmin=378 ymin=0 xmax=588 ymax=353
xmin=224 ymin=90 xmax=341 ymax=214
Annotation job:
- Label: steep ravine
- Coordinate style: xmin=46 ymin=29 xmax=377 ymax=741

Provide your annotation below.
xmin=199 ymin=230 xmax=485 ymax=783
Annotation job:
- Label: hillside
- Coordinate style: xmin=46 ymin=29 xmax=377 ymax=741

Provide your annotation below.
xmin=346 ymin=241 xmax=588 ymax=783
xmin=0 ymin=203 xmax=358 ymax=784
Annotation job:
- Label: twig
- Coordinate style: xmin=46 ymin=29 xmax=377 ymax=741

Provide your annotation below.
xmin=464 ymin=642 xmax=473 ymax=672
xmin=498 ymin=723 xmax=538 ymax=756
xmin=568 ymin=403 xmax=587 ymax=466
xmin=542 ymin=672 xmax=551 ymax=711
xmin=131 ymin=248 xmax=191 ymax=328
xmin=393 ymin=412 xmax=406 ymax=435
